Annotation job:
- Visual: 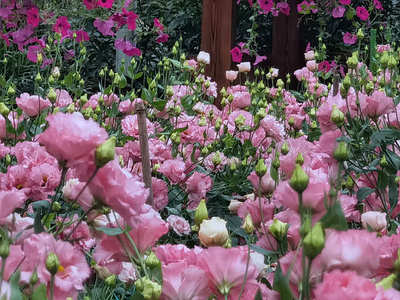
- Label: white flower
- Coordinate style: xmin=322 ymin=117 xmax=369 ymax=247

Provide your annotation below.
xmin=361 ymin=211 xmax=387 ymax=231
xmin=197 ymin=51 xmax=210 ymax=65
xmin=198 ymin=217 xmax=229 ymax=247
xmin=226 ymin=70 xmax=238 ymax=81
xmin=237 ymin=62 xmax=251 ymax=73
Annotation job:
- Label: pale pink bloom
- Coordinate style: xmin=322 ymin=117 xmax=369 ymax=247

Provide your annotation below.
xmin=377 ymin=44 xmax=391 ymax=53
xmin=230 ymin=90 xmax=251 ymax=110
xmin=21 ymin=233 xmax=90 ymax=300
xmin=359 ymin=91 xmax=394 ymax=118
xmin=375 ymin=288 xmax=400 ymax=299
xmin=237 ymin=62 xmax=251 ymax=72
xmin=59 ymin=217 xmax=95 ymax=251
xmin=237 ymin=194 xmax=274 ymax=226
xmin=185 ymin=59 xmax=198 ymax=70
xmin=103 ymin=93 xmax=119 ymax=106
xmin=0 ymin=245 xmax=24 ymax=281
xmin=167 ymin=215 xmax=190 ymax=236
xmin=0 ymin=189 xmax=27 ymax=218
xmin=260 ymin=115 xmax=285 ymax=142
xmin=361 ymin=211 xmax=387 ymax=232
xmin=339 ymin=194 xmax=360 ymax=222
xmin=55 ymin=89 xmax=73 ymax=107
xmin=314 ymin=270 xmax=377 ymax=300
xmin=332 ymin=6 xmax=345 ymax=18
xmin=152 ymin=177 xmax=169 ymax=211
xmin=63 ymin=178 xmax=95 ymax=211
xmin=320 ymin=229 xmax=381 ymax=277
xmin=304 ymin=50 xmax=315 ymax=61
xmin=294 ymin=67 xmax=314 ymax=82
xmin=125 ymin=205 xmax=169 ymax=252
xmin=159 ymin=159 xmax=186 ymax=185
xmin=274 ymin=167 xmax=330 ymax=214
xmin=316 ymin=129 xmax=342 ymax=157
xmin=271 ymin=68 xmax=279 ymax=77
xmin=198 ymin=247 xmax=260 ymax=298
xmin=16 ymin=93 xmax=51 ymax=117
xmin=89 ymin=159 xmax=148 ymax=220
xmin=317 ymin=89 xmax=347 ymax=133
xmin=0 ymin=114 xmax=6 ymax=139
xmin=185 ymin=172 xmax=213 ymax=209
xmin=0 ymin=214 xmax=34 ymax=244
xmin=118 ymin=99 xmax=134 ymax=114
xmin=39 ymin=112 xmax=108 ymax=162
xmin=225 ymin=70 xmax=238 ymax=81
xmin=28 ymin=162 xmax=61 ymax=200
xmin=154 ymin=244 xmax=198 ymax=266
xmin=118 ymin=262 xmax=137 ymax=283
xmin=12 ymin=141 xmax=58 ymax=168
xmin=161 ymin=261 xmax=211 ymax=300
xmin=197 ymin=51 xmax=210 ymax=64
xmin=121 ymin=114 xmax=155 ymax=138
xmin=306 ymin=59 xmax=317 ymax=71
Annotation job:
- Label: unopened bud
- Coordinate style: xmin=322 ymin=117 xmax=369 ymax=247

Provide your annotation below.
xmin=95 ymin=136 xmax=116 ymax=168
xmin=334 ymin=141 xmax=349 ymax=161
xmin=330 ymin=105 xmax=345 ymax=127
xmin=303 ymin=222 xmax=325 ymax=259
xmin=194 ymin=199 xmax=208 ymax=226
xmin=289 ymin=164 xmax=309 ymax=193
xmin=242 ymin=214 xmax=255 ymax=234
xmin=255 ymin=159 xmax=267 ymax=177
xmin=269 ymin=219 xmax=289 ymax=241
xmin=46 ymin=252 xmax=60 ymax=275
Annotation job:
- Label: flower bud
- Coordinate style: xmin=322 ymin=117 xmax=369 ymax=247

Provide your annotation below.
xmin=95 ymin=136 xmax=116 ymax=168
xmin=105 ymin=274 xmax=116 ymax=287
xmin=295 ymin=153 xmax=304 ymax=166
xmin=242 ymin=214 xmax=255 ymax=234
xmin=35 ymin=72 xmax=42 ymax=82
xmin=334 ymin=141 xmax=349 ymax=161
xmin=145 ymin=252 xmax=161 ymax=269
xmin=361 ymin=211 xmax=387 ymax=232
xmin=46 ymin=252 xmax=61 ymax=275
xmin=330 ymin=105 xmax=345 ymax=127
xmin=269 ymin=219 xmax=289 ymax=241
xmin=347 ymin=54 xmax=358 ymax=69
xmin=197 ymin=51 xmax=210 ymax=65
xmin=261 ymin=173 xmax=275 ymax=194
xmin=228 ymin=199 xmax=242 ymax=213
xmin=199 ymin=217 xmax=229 ymax=247
xmin=47 ymin=88 xmax=57 ymax=103
xmin=343 ymin=75 xmax=351 ymax=89
xmin=281 ymin=142 xmax=289 ymax=155
xmin=255 ymin=159 xmax=267 ymax=177
xmin=0 ymin=239 xmax=9 ymax=259
xmin=357 ymin=28 xmax=364 ymax=39
xmin=135 ymin=277 xmax=162 ymax=300
xmin=212 ymin=152 xmax=222 ymax=166
xmin=380 ymin=155 xmax=389 ymax=168
xmin=30 ymin=271 xmax=39 ymax=285
xmin=303 ymin=222 xmax=325 ymax=259
xmin=0 ymin=103 xmax=9 ymax=116
xmin=289 ymin=164 xmax=309 ymax=193
xmin=194 ymin=199 xmax=208 ymax=226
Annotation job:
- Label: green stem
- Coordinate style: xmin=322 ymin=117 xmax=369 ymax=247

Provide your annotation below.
xmin=0 ymin=256 xmax=6 ymax=290
xmin=50 ymin=274 xmax=55 ymax=300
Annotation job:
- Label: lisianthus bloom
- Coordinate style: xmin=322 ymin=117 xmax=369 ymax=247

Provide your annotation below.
xmin=39 ymin=112 xmax=108 ymax=163
xmin=185 ymin=172 xmax=213 ymax=209
xmin=21 ymin=233 xmax=90 ymax=300
xmin=359 ymin=91 xmax=394 ymax=118
xmin=167 ymin=215 xmax=191 ymax=236
xmin=16 ymin=93 xmax=51 ymax=117
xmin=230 ymin=47 xmax=242 ymax=63
xmin=343 ymin=32 xmax=357 ymax=45
xmin=199 ymin=217 xmax=229 ymax=247
xmin=52 ymin=16 xmax=71 ymax=37
xmin=159 ymin=159 xmax=186 ymax=185
xmin=356 ymin=6 xmax=369 ymax=21
xmin=361 ymin=211 xmax=387 ymax=232
xmin=97 ymin=0 xmax=114 ymax=8
xmin=332 ymin=6 xmax=345 ymax=18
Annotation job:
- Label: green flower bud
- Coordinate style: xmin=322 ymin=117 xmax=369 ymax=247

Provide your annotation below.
xmin=109 ymin=69 xmax=115 ymax=78
xmin=295 ymin=153 xmax=304 ymax=166
xmin=357 ymin=28 xmax=364 ymax=39
xmin=255 ymin=159 xmax=267 ymax=177
xmin=7 ymin=86 xmax=15 ymax=96
xmin=303 ymin=222 xmax=325 ymax=259
xmin=281 ymin=142 xmax=289 ymax=155
xmin=166 ymin=86 xmax=174 ymax=98
xmin=67 ymin=103 xmax=75 ymax=113
xmin=194 ymin=199 xmax=208 ymax=226
xmin=380 ymin=155 xmax=389 ymax=168
xmin=30 ymin=271 xmax=39 ymax=286
xmin=347 ymin=55 xmax=358 ymax=69
xmin=5 ymin=154 xmax=11 ymax=166
xmin=52 ymin=201 xmax=62 ymax=212
xmin=46 ymin=252 xmax=60 ymax=275
xmin=377 ymin=274 xmax=396 ymax=290
xmin=80 ymin=94 xmax=88 ymax=105
xmin=37 ymin=53 xmax=43 ymax=65
xmin=47 ymin=88 xmax=57 ymax=103
xmin=388 ymin=55 xmax=397 ymax=69
xmin=105 ymin=274 xmax=116 ymax=287
xmin=80 ymin=47 xmax=87 ymax=56
xmin=0 ymin=239 xmax=9 ymax=259
xmin=365 ymin=81 xmax=374 ymax=95
xmin=289 ymin=164 xmax=309 ymax=193
xmin=242 ymin=214 xmax=255 ymax=234
xmin=145 ymin=252 xmax=161 ymax=269
xmin=345 ymin=175 xmax=355 ymax=190
xmin=234 ymin=114 xmax=246 ymax=128
xmin=330 ymin=105 xmax=345 ymax=127
xmin=0 ymin=103 xmax=9 ymax=116
xmin=135 ymin=277 xmax=161 ymax=300
xmin=277 ymin=79 xmax=284 ymax=88
xmin=334 ymin=141 xmax=349 ymax=161
xmin=380 ymin=52 xmax=389 ymax=67
xmin=35 ymin=72 xmax=42 ymax=82
xmin=95 ymin=136 xmax=116 ymax=168
xmin=288 ymin=117 xmax=295 ymax=127
xmin=269 ymin=219 xmax=289 ymax=241
xmin=343 ymin=75 xmax=351 ymax=89
xmin=212 ymin=152 xmax=222 ymax=166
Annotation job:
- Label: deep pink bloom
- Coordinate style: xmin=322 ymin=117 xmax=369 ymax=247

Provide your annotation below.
xmin=156 ymin=32 xmax=169 ymax=43
xmin=126 ymin=11 xmax=138 ymax=31
xmin=39 ymin=112 xmax=108 ymax=162
xmin=16 ymin=93 xmax=51 ymax=117
xmin=332 ymin=6 xmax=345 ymax=18
xmin=114 ymin=39 xmax=141 ymax=56
xmin=94 ymin=18 xmax=115 ymax=36
xmin=356 ymin=6 xmax=369 ymax=21
xmin=97 ymin=0 xmax=114 ymax=8
xmin=320 ymin=229 xmax=381 ymax=277
xmin=73 ymin=30 xmax=90 ymax=42
xmin=343 ymin=32 xmax=357 ymax=45
xmin=159 ymin=159 xmax=186 ymax=185
xmin=185 ymin=172 xmax=213 ymax=209
xmin=277 ymin=2 xmax=290 ymax=15
xmin=339 ymin=0 xmax=351 ymax=5
xmin=230 ymin=47 xmax=243 ymax=63
xmin=374 ymin=0 xmax=383 ymax=10
xmin=238 ymin=195 xmax=274 ymax=226
xmin=314 ymin=270 xmax=377 ymax=300
xmin=83 ymin=0 xmax=98 ymax=9
xmin=53 ymin=16 xmax=71 ymax=37
xmin=154 ymin=18 xmax=164 ymax=31
xmin=26 ymin=7 xmax=40 ymax=27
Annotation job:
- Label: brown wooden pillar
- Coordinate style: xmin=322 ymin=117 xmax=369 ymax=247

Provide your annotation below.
xmin=271 ymin=0 xmax=304 ymax=78
xmin=201 ymin=0 xmax=235 ymax=93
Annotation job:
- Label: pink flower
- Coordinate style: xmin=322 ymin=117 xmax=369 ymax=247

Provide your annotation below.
xmin=159 ymin=159 xmax=186 ymax=185
xmin=21 ymin=233 xmax=90 ymax=299
xmin=83 ymin=0 xmax=98 ymax=10
xmin=356 ymin=6 xmax=370 ymax=21
xmin=317 ymin=90 xmax=347 ymax=133
xmin=374 ymin=0 xmax=383 ymax=10
xmin=97 ymin=0 xmax=114 ymax=8
xmin=94 ymin=18 xmax=115 ymax=36
xmin=73 ymin=29 xmax=89 ymax=42
xmin=254 ymin=54 xmax=267 ymax=65
xmin=0 ymin=189 xmax=27 ymax=218
xmin=376 ymin=289 xmax=400 ymax=300
xmin=198 ymin=247 xmax=260 ymax=298
xmin=304 ymin=50 xmax=315 ymax=60
xmin=226 ymin=70 xmax=238 ymax=81
xmin=320 ymin=229 xmax=381 ymax=277
xmin=26 ymin=7 xmax=40 ymax=27
xmin=339 ymin=0 xmax=351 ymax=5
xmin=154 ymin=18 xmax=164 ymax=31
xmin=121 ymin=114 xmax=154 ymax=138
xmin=279 ymin=136 xmax=314 ymax=177
xmin=185 ymin=172 xmax=213 ymax=209
xmin=230 ymin=47 xmax=243 ymax=63
xmin=260 ymin=115 xmax=284 ymax=142
xmin=167 ymin=215 xmax=191 ymax=236
xmin=361 ymin=211 xmax=387 ymax=232
xmin=332 ymin=6 xmax=345 ymax=18
xmin=162 ymin=261 xmax=211 ymax=300
xmin=314 ymin=270 xmax=377 ymax=300
xmin=343 ymin=32 xmax=357 ymax=45
xmin=54 ymin=89 xmax=73 ymax=107
xmin=156 ymin=32 xmax=169 ymax=43
xmin=127 ymin=11 xmax=138 ymax=31
xmin=339 ymin=194 xmax=360 ymax=222
xmin=237 ymin=194 xmax=274 ymax=226
xmin=63 ymin=178 xmax=95 ymax=211
xmin=39 ymin=112 xmax=108 ymax=163
xmin=359 ymin=91 xmax=394 ymax=118
xmin=114 ymin=39 xmax=141 ymax=56
xmin=154 ymin=244 xmax=198 ymax=266
xmin=52 ymin=16 xmax=71 ymax=37
xmin=16 ymin=93 xmax=51 ymax=117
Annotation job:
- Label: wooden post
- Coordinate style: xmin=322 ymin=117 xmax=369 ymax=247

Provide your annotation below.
xmin=271 ymin=0 xmax=304 ymax=78
xmin=135 ymin=101 xmax=154 ymax=207
xmin=201 ymin=0 xmax=235 ymax=93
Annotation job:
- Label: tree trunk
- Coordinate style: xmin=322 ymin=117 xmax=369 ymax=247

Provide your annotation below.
xmin=271 ymin=0 xmax=304 ymax=78
xmin=200 ymin=0 xmax=235 ymax=93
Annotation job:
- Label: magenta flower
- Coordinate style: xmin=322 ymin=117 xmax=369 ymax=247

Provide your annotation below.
xmin=94 ymin=18 xmax=115 ymax=36
xmin=114 ymin=39 xmax=141 ymax=56
xmin=52 ymin=16 xmax=71 ymax=37
xmin=97 ymin=0 xmax=114 ymax=9
xmin=26 ymin=7 xmax=40 ymax=28
xmin=230 ymin=46 xmax=243 ymax=63
xmin=343 ymin=32 xmax=357 ymax=45
xmin=126 ymin=11 xmax=138 ymax=31
xmin=331 ymin=6 xmax=345 ymax=18
xmin=156 ymin=32 xmax=169 ymax=43
xmin=154 ymin=18 xmax=164 ymax=31
xmin=73 ymin=30 xmax=89 ymax=42
xmin=356 ymin=6 xmax=369 ymax=21
xmin=83 ymin=0 xmax=98 ymax=9
xmin=374 ymin=0 xmax=383 ymax=10
xmin=339 ymin=0 xmax=351 ymax=5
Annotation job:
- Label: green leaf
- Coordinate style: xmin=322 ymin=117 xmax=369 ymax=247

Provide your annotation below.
xmin=95 ymin=227 xmax=125 ymax=236
xmin=270 ymin=165 xmax=279 ymax=183
xmin=273 ymin=264 xmax=293 ymax=300
xmin=10 ymin=270 xmax=23 ymax=300
xmin=152 ymin=99 xmax=167 ymax=111
xmin=254 ymin=289 xmax=263 ymax=300
xmin=32 ymin=284 xmax=48 ymax=300
xmin=32 ymin=200 xmax=50 ymax=234
xmin=131 ymin=291 xmax=145 ymax=300
xmin=181 ymin=95 xmax=195 ymax=115
xmin=119 ymin=74 xmax=127 ymax=89
xmin=389 ymin=176 xmax=399 ymax=213
xmin=357 ymin=187 xmax=375 ymax=202
xmin=149 ymin=263 xmax=163 ymax=285
xmin=320 ymin=201 xmax=348 ymax=231
xmin=249 ymin=244 xmax=276 ymax=257
xmin=370 ymin=129 xmax=400 ymax=148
